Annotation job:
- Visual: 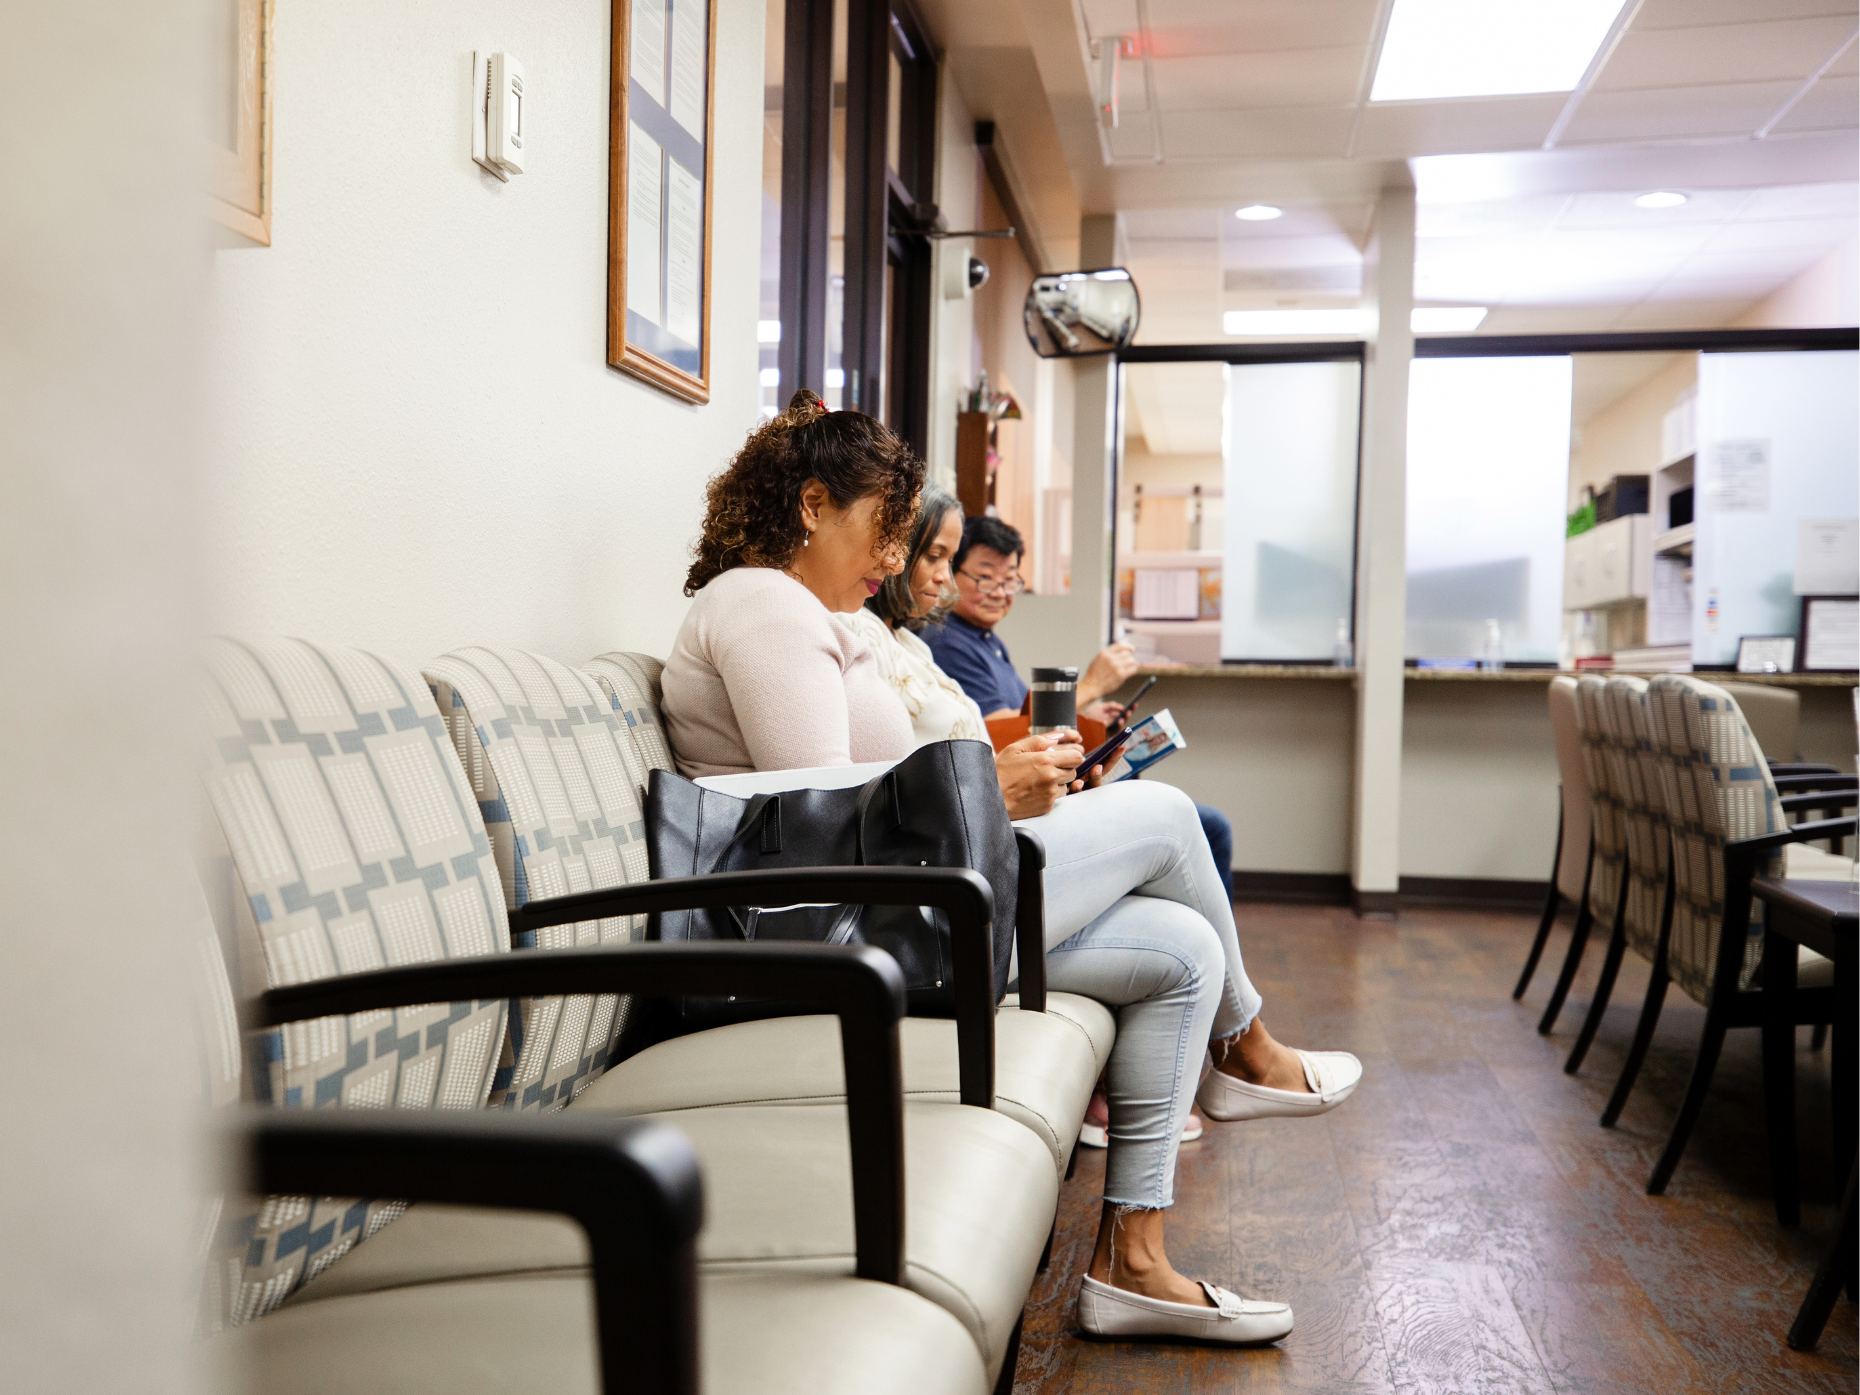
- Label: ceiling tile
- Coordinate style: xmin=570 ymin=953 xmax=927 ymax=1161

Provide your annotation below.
xmin=1081 ymin=0 xmax=1142 ymax=41
xmin=1105 ymin=117 xmax=1162 ymax=161
xmin=1612 ymin=299 xmax=1759 ymax=329
xmin=1736 ymin=181 xmax=1860 ymax=218
xmin=1121 ymin=208 xmax=1224 ymax=238
xmin=1633 ymin=0 xmax=1856 ymax=29
xmin=1559 ymin=81 xmax=1799 ymax=142
xmin=1141 ymin=0 xmax=1379 ymax=58
xmin=1478 ymin=305 xmax=1632 ymax=333
xmin=1596 ymin=17 xmax=1860 ymax=90
xmin=1224 ymin=229 xmax=1365 ymax=269
xmin=1555 ymin=187 xmax=1754 ymax=228
xmin=1151 ymin=48 xmax=1364 ymax=110
xmin=1417 ymin=195 xmax=1573 ymax=238
xmin=1699 ymin=215 xmax=1857 ymax=249
xmin=1772 ymin=74 xmax=1860 ymax=132
xmin=1354 ymin=96 xmax=1564 ymax=159
xmin=1157 ymin=106 xmax=1353 ymax=159
xmin=1645 ymin=275 xmax=1796 ymax=302
xmin=1828 ymin=40 xmax=1859 ymax=76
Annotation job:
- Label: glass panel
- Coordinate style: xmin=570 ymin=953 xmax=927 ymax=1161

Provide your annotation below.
xmin=886 ymin=48 xmax=902 ymax=179
xmin=757 ymin=0 xmax=783 ymax=419
xmin=1217 ymin=360 xmax=1362 ymax=663
xmin=1405 ymin=356 xmax=1571 ymax=664
xmin=825 ymin=0 xmax=848 ymax=408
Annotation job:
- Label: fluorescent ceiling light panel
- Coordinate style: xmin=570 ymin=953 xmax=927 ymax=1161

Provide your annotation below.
xmin=1223 ymin=308 xmax=1488 ymax=336
xmin=1235 ymin=205 xmax=1283 ymax=221
xmin=1634 ymin=191 xmax=1688 ymax=209
xmin=1370 ymin=0 xmax=1631 ymax=102
xmin=1412 ymin=306 xmax=1488 ymax=332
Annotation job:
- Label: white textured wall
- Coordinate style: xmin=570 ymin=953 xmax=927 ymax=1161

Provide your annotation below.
xmin=207 ymin=0 xmax=766 ymax=668
xmin=3 ymin=1 xmax=210 ymax=1389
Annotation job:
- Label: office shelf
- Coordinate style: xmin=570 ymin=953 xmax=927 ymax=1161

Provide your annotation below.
xmin=1653 ymin=522 xmax=1696 ymax=556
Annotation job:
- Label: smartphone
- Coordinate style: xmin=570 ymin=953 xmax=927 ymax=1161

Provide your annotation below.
xmin=1112 ymin=675 xmax=1159 ymax=732
xmin=1068 ymin=723 xmax=1136 ymax=787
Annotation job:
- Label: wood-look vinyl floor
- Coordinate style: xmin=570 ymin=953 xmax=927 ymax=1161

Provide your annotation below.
xmin=1011 ymin=902 xmax=1856 ymax=1394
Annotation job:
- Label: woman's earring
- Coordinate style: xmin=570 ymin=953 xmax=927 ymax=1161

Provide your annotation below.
xmin=803 ymin=533 xmax=811 ymax=548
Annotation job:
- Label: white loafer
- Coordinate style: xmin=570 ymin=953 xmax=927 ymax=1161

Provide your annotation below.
xmin=1078 ymin=1113 xmax=1203 ymax=1149
xmin=1196 ymin=1049 xmax=1362 ymax=1122
xmin=1077 ymin=1275 xmax=1293 ymax=1344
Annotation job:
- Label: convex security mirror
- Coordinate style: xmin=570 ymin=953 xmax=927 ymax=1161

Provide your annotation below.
xmin=1023 ymin=268 xmax=1141 ymax=358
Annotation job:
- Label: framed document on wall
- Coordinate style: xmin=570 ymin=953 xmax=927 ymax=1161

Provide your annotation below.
xmin=609 ymin=0 xmax=716 ymax=403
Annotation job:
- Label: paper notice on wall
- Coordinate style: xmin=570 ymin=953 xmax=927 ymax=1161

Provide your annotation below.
xmin=1704 ymin=438 xmax=1771 ymax=513
xmin=1648 ymin=554 xmax=1692 ymax=647
xmin=665 ymin=159 xmax=702 ymax=348
xmin=1132 ymin=568 xmax=1200 ymax=620
xmin=1795 ymin=518 xmax=1859 ymax=595
xmin=630 ymin=0 xmax=667 ymax=105
xmin=669 ymin=0 xmax=707 ymax=141
xmin=626 ymin=124 xmax=663 ymax=325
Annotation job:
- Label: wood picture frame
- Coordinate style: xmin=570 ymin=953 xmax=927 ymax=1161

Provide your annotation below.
xmin=208 ymin=0 xmax=273 ymax=245
xmin=608 ymin=0 xmax=717 ymax=404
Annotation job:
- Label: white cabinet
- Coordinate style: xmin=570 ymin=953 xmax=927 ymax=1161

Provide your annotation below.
xmin=1563 ymin=514 xmax=1650 ymax=610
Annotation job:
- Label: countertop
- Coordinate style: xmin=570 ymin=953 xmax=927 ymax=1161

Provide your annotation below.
xmin=1135 ymin=665 xmax=1858 ymax=688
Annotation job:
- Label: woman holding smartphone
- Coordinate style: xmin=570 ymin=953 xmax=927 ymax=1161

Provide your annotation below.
xmin=662 ymin=395 xmax=1360 ymax=1345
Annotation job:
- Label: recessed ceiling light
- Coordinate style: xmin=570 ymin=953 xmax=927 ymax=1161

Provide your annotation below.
xmin=1412 ymin=306 xmax=1488 ymax=332
xmin=1370 ymin=0 xmax=1631 ymax=102
xmin=1235 ymin=205 xmax=1283 ymax=221
xmin=1633 ymin=190 xmax=1688 ymax=209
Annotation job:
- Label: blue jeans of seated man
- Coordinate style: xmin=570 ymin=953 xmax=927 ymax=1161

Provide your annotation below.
xmin=1195 ymin=802 xmax=1233 ymax=900
xmin=1012 ymin=780 xmax=1263 ymax=1208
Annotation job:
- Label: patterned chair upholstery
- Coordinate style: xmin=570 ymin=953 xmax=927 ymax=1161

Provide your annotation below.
xmin=1575 ymin=675 xmax=1629 ymax=946
xmin=585 ymin=650 xmax=677 ymax=795
xmin=422 ymin=647 xmax=652 ymax=1109
xmin=1605 ymin=677 xmax=1669 ymax=966
xmin=197 ymin=637 xmax=510 ymax=1323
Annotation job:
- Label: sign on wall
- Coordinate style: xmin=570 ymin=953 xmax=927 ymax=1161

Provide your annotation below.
xmin=609 ymin=0 xmax=715 ymax=403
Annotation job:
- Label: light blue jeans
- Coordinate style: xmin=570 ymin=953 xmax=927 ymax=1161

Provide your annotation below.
xmin=1012 ymin=780 xmax=1263 ymax=1208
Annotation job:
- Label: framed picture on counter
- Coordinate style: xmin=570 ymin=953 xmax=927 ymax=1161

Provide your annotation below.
xmin=608 ymin=0 xmax=715 ymax=403
xmin=1735 ymin=635 xmax=1797 ymax=674
xmin=1799 ymin=596 xmax=1859 ymax=672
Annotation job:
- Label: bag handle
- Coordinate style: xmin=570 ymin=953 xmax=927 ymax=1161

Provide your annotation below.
xmin=701 ymin=795 xmax=784 ymax=940
xmin=854 ymin=768 xmax=903 ymax=866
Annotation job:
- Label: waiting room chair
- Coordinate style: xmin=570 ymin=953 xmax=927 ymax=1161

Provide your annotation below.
xmin=1538 ymin=676 xmax=1628 ymax=1035
xmin=1608 ymin=676 xmax=1855 ymax=1199
xmin=1515 ymin=675 xmax=1594 ymax=1002
xmin=197 ymin=637 xmax=1053 ymax=1393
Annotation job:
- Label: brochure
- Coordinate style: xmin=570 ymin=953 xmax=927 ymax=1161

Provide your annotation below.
xmin=1104 ymin=708 xmax=1185 ymax=782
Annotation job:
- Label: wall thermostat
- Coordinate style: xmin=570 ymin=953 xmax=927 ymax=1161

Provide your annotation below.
xmin=472 ymin=51 xmax=526 ymax=180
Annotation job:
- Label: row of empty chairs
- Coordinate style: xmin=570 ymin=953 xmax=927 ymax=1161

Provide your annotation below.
xmin=1516 ymin=673 xmax=1855 ymax=1204
xmin=191 ymin=637 xmax=1117 ymax=1394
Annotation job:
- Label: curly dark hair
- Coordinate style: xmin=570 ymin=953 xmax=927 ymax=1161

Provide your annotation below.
xmin=685 ymin=390 xmax=927 ymax=595
xmin=866 ymin=484 xmax=961 ymax=632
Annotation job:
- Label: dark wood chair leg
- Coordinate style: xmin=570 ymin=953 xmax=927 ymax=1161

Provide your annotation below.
xmin=1764 ymin=927 xmax=1802 ymax=1227
xmin=1538 ymin=899 xmax=1593 ymax=1035
xmin=1810 ymin=1023 xmax=1828 ymax=1051
xmin=1603 ymin=865 xmax=1674 ymax=1128
xmin=1648 ymin=1005 xmax=1731 ymax=1195
xmin=1514 ymin=806 xmax=1564 ymax=1001
xmin=1566 ymin=917 xmax=1627 ymax=1075
xmin=1787 ymin=1158 xmax=1857 ymax=1352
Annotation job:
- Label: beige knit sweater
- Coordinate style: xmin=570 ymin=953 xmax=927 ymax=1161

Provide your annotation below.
xmin=662 ymin=566 xmax=915 ymax=778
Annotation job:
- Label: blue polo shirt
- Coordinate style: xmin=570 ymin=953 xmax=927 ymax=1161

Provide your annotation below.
xmin=922 ymin=615 xmax=1029 ymax=717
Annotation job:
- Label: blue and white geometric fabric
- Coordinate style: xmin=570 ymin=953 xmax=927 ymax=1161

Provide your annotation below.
xmin=1646 ymin=674 xmax=1786 ymax=1003
xmin=199 ymin=638 xmax=510 ymax=1323
xmin=1575 ymin=676 xmax=1627 ymax=941
xmin=424 ymin=648 xmax=650 ymax=1110
xmin=1603 ymin=676 xmax=1669 ymax=966
xmin=584 ymin=651 xmax=676 ymax=799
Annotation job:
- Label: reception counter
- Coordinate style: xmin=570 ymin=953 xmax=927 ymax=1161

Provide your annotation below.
xmin=1120 ymin=665 xmax=1857 ymax=897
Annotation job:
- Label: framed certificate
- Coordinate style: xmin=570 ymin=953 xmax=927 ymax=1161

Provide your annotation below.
xmin=1799 ymin=596 xmax=1859 ymax=672
xmin=1735 ymin=635 xmax=1796 ymax=674
xmin=608 ymin=0 xmax=715 ymax=403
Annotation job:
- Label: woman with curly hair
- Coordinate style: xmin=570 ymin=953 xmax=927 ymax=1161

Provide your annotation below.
xmin=661 ymin=392 xmax=1360 ymax=1346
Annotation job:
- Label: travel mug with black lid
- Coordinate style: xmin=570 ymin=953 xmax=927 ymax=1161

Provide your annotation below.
xmin=1029 ymin=667 xmax=1078 ymax=735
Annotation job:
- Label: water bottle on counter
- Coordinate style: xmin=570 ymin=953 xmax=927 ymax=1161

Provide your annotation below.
xmin=1480 ymin=619 xmax=1505 ymax=673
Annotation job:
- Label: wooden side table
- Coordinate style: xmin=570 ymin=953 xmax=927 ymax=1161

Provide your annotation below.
xmin=1754 ymin=876 xmax=1857 ymax=1352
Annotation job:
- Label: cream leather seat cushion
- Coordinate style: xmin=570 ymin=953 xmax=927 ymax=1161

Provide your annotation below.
xmin=242 ymin=1268 xmax=985 ymax=1395
xmin=591 ymin=993 xmax=1114 ymax=1178
xmin=1784 ymin=842 xmax=1856 ymax=882
xmin=291 ymin=1100 xmax=1056 ymax=1383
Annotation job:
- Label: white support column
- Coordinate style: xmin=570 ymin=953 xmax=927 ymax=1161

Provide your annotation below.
xmin=1351 ymin=185 xmax=1416 ymax=916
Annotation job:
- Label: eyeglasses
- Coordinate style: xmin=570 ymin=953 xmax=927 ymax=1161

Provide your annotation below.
xmin=958 ymin=569 xmax=1027 ymax=597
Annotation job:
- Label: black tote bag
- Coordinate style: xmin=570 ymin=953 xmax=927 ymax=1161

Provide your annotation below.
xmin=644 ymin=739 xmax=1018 ymax=1030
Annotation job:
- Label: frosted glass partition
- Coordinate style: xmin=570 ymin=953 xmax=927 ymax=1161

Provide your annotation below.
xmin=1406 ymin=356 xmax=1571 ymax=663
xmin=1693 ymin=350 xmax=1859 ymax=666
xmin=1221 ymin=359 xmax=1362 ymax=662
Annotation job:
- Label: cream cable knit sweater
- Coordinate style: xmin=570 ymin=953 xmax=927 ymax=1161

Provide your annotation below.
xmin=838 ymin=607 xmax=990 ymax=746
xmin=661 ymin=566 xmax=915 ymax=778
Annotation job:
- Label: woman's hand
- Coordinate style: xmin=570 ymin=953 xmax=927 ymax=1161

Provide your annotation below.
xmin=995 ymin=732 xmax=1086 ymax=820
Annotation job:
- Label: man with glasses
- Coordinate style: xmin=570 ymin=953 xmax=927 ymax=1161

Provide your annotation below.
xmin=924 ymin=516 xmax=1235 ymax=895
